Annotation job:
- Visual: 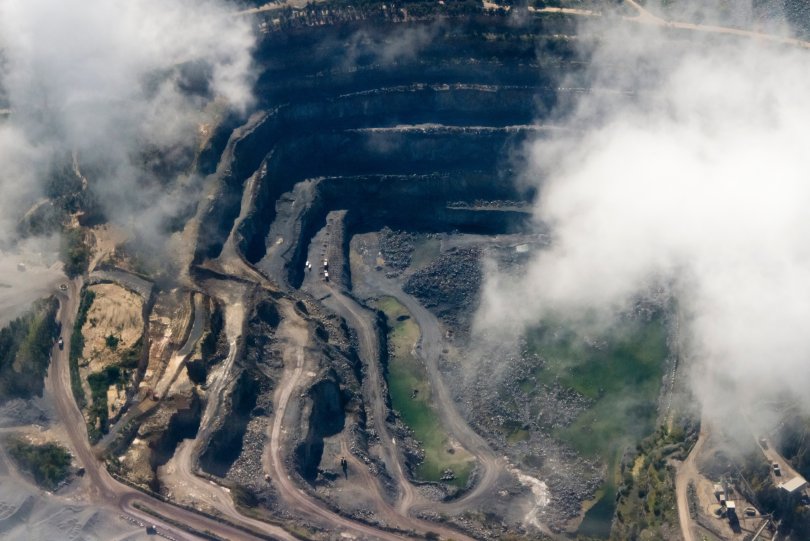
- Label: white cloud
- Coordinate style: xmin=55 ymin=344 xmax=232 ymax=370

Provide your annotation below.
xmin=477 ymin=19 xmax=810 ymax=418
xmin=0 ymin=0 xmax=255 ymax=244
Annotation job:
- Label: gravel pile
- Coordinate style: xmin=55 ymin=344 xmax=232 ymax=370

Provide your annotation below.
xmin=378 ymin=227 xmax=415 ymax=275
xmin=225 ymin=415 xmax=269 ymax=488
xmin=403 ymin=247 xmax=481 ymax=331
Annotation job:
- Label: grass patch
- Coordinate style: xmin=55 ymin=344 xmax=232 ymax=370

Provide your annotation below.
xmin=377 ymin=296 xmax=474 ymax=487
xmin=5 ymin=436 xmax=71 ymax=490
xmin=69 ymin=287 xmax=96 ymax=410
xmin=0 ymin=298 xmax=59 ymax=401
xmin=528 ymin=313 xmax=669 ymax=455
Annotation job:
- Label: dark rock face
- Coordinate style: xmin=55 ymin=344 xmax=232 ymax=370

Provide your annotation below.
xmin=187 ymin=299 xmax=227 ymax=386
xmin=295 ymin=375 xmax=347 ymax=482
xmin=181 ymin=13 xmax=614 ymax=536
xmin=193 ymin=18 xmax=583 ymax=277
xmin=150 ymin=392 xmax=202 ymax=481
xmin=199 ymin=295 xmax=281 ymax=479
xmin=199 ymin=369 xmax=264 ymax=478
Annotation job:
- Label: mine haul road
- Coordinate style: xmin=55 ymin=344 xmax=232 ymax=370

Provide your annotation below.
xmin=674 ymin=426 xmax=707 ymax=541
xmin=268 ymin=295 xmax=476 ymax=541
xmin=47 ymin=278 xmax=299 ymax=541
xmin=322 ymin=286 xmax=485 ymax=539
xmin=188 ymin=228 xmax=467 ymax=540
xmin=243 ymin=0 xmax=810 ymax=49
xmin=212 ymin=247 xmax=477 ymax=539
xmin=364 ymin=276 xmax=504 ymax=515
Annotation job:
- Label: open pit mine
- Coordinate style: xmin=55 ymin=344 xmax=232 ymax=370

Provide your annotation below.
xmin=2 ymin=1 xmax=810 ymax=541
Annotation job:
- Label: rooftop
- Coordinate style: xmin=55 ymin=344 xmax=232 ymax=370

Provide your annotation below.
xmin=778 ymin=476 xmax=808 ymax=493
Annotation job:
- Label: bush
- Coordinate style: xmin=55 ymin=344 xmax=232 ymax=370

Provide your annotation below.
xmin=105 ymin=334 xmax=120 ymax=350
xmin=118 ymin=337 xmax=142 ymax=369
xmin=69 ymin=288 xmax=96 ymax=409
xmin=60 ymin=228 xmax=90 ymax=278
xmin=6 ymin=436 xmax=72 ymax=490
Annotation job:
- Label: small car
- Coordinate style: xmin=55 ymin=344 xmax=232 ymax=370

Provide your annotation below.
xmin=773 ymin=463 xmax=782 ymax=476
xmin=57 ymin=337 xmax=64 ymax=350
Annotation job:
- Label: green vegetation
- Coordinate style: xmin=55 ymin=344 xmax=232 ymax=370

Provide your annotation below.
xmin=118 ymin=337 xmax=142 ymax=369
xmin=86 ymin=364 xmax=125 ymax=442
xmin=0 ymin=298 xmax=59 ymax=401
xmin=528 ymin=313 xmax=669 ymax=455
xmin=60 ymin=227 xmax=90 ymax=278
xmin=611 ymin=423 xmax=695 ymax=540
xmin=5 ymin=436 xmax=72 ymax=490
xmin=377 ymin=296 xmax=474 ymax=487
xmin=69 ymin=288 xmax=139 ymax=442
xmin=105 ymin=334 xmax=120 ymax=350
xmin=526 ymin=310 xmax=671 ymax=538
xmin=69 ymin=287 xmax=96 ymax=409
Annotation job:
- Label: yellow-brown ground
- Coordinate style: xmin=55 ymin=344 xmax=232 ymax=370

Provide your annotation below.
xmin=80 ymin=283 xmax=143 ymax=373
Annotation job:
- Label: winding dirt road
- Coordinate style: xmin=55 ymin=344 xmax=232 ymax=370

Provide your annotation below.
xmin=262 ymin=300 xmax=463 ymax=541
xmin=46 ymin=278 xmax=298 ymax=541
xmin=674 ymin=426 xmax=706 ymax=541
xmin=323 ymin=291 xmax=417 ymax=512
xmin=364 ymin=276 xmax=504 ymax=515
xmin=623 ymin=0 xmax=810 ymax=48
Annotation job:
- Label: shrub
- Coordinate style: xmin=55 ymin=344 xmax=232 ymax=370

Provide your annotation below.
xmin=60 ymin=228 xmax=90 ymax=278
xmin=5 ymin=436 xmax=72 ymax=490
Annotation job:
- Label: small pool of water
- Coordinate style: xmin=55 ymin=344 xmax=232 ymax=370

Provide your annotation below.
xmin=577 ymin=485 xmax=616 ymax=539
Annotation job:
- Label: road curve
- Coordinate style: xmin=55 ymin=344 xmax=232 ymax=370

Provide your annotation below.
xmin=323 ymin=291 xmax=418 ymax=512
xmin=265 ymin=301 xmax=418 ymax=541
xmin=207 ymin=242 xmax=471 ymax=539
xmin=364 ymin=277 xmax=504 ymax=514
xmin=46 ymin=278 xmax=299 ymax=541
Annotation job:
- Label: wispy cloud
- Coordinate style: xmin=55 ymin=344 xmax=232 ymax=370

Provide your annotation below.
xmin=0 ymin=0 xmax=255 ymax=245
xmin=477 ymin=5 xmax=810 ymax=420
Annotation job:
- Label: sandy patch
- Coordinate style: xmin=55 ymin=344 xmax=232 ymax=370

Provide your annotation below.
xmin=81 ymin=283 xmax=144 ymax=373
xmin=87 ymin=224 xmax=130 ymax=273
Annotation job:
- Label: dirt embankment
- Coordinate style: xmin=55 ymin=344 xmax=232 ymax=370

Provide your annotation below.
xmin=77 ymin=283 xmax=144 ymax=426
xmin=80 ymin=284 xmax=143 ymax=374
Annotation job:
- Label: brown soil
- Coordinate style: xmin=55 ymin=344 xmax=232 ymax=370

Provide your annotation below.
xmin=81 ymin=283 xmax=144 ymax=374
